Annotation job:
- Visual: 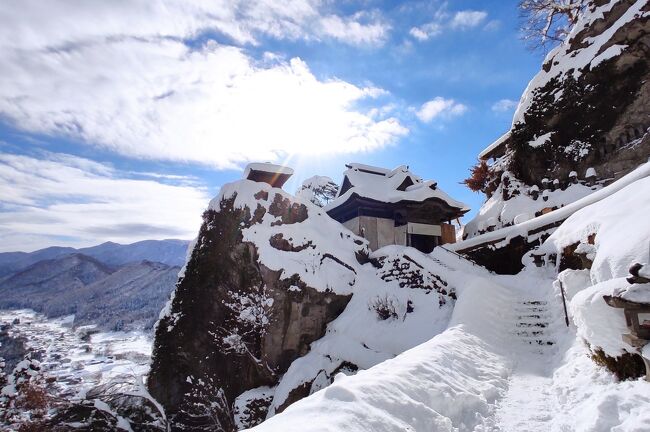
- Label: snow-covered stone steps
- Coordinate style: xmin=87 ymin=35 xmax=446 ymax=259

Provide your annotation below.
xmin=514 ymin=306 xmax=548 ymax=313
xmin=512 ymin=298 xmax=559 ymax=351
xmin=515 ymin=322 xmax=547 ymax=328
xmin=429 ymin=257 xmax=453 ymax=270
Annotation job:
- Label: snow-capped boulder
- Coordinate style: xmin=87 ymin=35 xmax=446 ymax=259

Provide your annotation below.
xmin=147 ymin=176 xmax=460 ymax=430
xmin=147 ymin=179 xmax=370 ymax=430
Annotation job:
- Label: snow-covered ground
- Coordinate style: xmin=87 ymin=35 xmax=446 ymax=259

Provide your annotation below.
xmin=246 ymin=267 xmax=650 ymax=432
xmin=0 ymin=309 xmax=151 ymax=399
xmin=245 ymin=163 xmax=650 ymax=432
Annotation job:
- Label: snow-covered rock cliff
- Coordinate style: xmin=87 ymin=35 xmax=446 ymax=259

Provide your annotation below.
xmin=465 ymin=0 xmax=650 ymax=241
xmin=147 ymin=178 xmax=459 ymax=430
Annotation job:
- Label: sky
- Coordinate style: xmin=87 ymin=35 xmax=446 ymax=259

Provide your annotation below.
xmin=0 ymin=0 xmax=545 ymax=252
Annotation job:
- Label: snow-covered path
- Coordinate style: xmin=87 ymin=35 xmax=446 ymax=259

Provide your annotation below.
xmin=493 ymin=275 xmax=567 ymax=432
xmin=247 ymin=261 xmax=650 ymax=432
xmin=497 ymin=372 xmax=555 ymax=431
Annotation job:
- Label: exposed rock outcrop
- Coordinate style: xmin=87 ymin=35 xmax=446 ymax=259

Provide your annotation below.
xmin=147 ymin=180 xmax=369 ymax=431
xmin=462 ymin=0 xmax=650 ymax=270
xmin=147 ymin=178 xmax=460 ymax=431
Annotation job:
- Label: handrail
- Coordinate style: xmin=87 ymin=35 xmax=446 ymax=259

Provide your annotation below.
xmin=559 ymin=280 xmax=570 ymax=327
xmin=438 ymin=245 xmax=480 ymax=268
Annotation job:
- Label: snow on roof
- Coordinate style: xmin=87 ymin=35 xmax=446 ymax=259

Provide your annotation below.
xmin=345 ymin=163 xmax=392 ymax=176
xmin=244 ymin=162 xmax=294 ymax=178
xmin=325 ymin=163 xmax=469 ymax=213
xmin=479 ymin=131 xmax=511 ymax=159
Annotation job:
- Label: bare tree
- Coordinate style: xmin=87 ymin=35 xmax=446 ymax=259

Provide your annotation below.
xmin=519 ymin=0 xmax=587 ymax=50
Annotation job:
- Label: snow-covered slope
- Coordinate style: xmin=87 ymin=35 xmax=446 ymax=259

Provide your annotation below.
xmin=0 ymin=254 xmax=179 ymax=331
xmin=244 ymin=158 xmax=650 ymax=432
xmin=250 ymin=270 xmax=515 ymax=432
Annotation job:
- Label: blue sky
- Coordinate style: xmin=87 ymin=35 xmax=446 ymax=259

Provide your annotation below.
xmin=0 ymin=0 xmax=544 ymax=252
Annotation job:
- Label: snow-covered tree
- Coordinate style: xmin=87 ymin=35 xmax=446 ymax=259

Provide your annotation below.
xmin=296 ymin=176 xmax=339 ymax=207
xmin=519 ymin=0 xmax=586 ymax=49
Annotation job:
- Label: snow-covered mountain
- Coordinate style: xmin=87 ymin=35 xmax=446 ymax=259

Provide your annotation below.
xmin=0 ymin=239 xmax=189 ymax=331
xmin=0 ymin=253 xmax=179 ymax=331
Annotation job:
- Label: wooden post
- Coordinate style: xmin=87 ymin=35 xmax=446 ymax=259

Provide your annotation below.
xmin=559 ymin=281 xmax=570 ymax=327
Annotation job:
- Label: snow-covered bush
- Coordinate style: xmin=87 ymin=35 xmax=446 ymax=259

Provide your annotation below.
xmin=369 ymin=295 xmax=400 ymax=321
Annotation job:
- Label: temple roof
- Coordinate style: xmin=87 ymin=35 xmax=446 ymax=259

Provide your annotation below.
xmin=244 ymin=162 xmax=294 ymax=188
xmin=325 ymin=163 xmax=469 ymax=219
xmin=479 ymin=131 xmax=510 ymax=160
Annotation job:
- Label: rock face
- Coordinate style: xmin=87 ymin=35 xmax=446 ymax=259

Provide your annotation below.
xmin=506 ymin=0 xmax=650 ymax=187
xmin=147 ymin=179 xmax=460 ymax=431
xmin=147 ymin=180 xmax=369 ymax=431
xmin=463 ymin=0 xmax=650 ymax=268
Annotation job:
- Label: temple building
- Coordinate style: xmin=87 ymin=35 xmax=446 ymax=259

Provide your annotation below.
xmin=325 ymin=163 xmax=469 ymax=253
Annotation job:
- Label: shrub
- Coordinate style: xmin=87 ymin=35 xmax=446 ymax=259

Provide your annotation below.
xmin=591 ymin=347 xmax=646 ymax=381
xmin=369 ymin=296 xmax=399 ymax=321
xmin=462 ymin=160 xmax=490 ymax=192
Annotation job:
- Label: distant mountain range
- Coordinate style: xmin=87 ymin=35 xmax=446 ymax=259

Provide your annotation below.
xmin=0 ymin=239 xmax=190 ymax=331
xmin=0 ymin=239 xmax=189 ymax=277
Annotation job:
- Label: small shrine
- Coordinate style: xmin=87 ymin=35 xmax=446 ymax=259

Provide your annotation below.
xmin=603 ymin=262 xmax=650 ymax=381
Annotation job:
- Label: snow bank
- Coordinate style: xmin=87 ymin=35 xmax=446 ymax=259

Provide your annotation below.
xmin=549 ymin=336 xmax=650 ymax=431
xmin=537 ymin=164 xmax=650 ymax=358
xmin=247 ymin=274 xmax=515 ymax=431
xmin=541 ymin=171 xmax=650 ymax=284
xmin=570 ymin=278 xmax=636 ymax=357
xmin=453 ymin=161 xmax=650 ymax=251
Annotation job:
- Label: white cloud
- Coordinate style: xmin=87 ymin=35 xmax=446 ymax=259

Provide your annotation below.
xmin=409 ymin=9 xmax=488 ymax=42
xmin=450 ymin=10 xmax=488 ymax=29
xmin=491 ymin=99 xmax=518 ymax=112
xmin=0 ymin=1 xmax=402 ymax=169
xmin=0 ymin=151 xmax=211 ymax=252
xmin=318 ymin=11 xmax=389 ymax=46
xmin=416 ymin=97 xmax=467 ymax=123
xmin=0 ymin=1 xmax=388 ymax=49
xmin=409 ymin=22 xmax=443 ymax=41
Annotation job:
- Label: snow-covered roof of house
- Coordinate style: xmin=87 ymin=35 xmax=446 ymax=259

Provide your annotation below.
xmin=479 ymin=131 xmax=511 ymax=160
xmin=244 ymin=162 xmax=294 ymax=188
xmin=324 ymin=163 xmax=469 ymax=218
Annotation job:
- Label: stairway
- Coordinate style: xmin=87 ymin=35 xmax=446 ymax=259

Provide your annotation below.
xmin=429 ymin=256 xmax=452 ymax=270
xmin=513 ymin=300 xmax=558 ymax=353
